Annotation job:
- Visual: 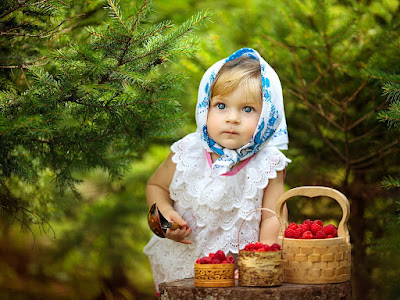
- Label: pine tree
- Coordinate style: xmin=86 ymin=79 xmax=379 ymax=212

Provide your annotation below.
xmin=376 ymin=73 xmax=400 ymax=189
xmin=254 ymin=0 xmax=400 ymax=299
xmin=0 ymin=0 xmax=209 ymax=232
xmin=368 ymin=70 xmax=400 ymax=299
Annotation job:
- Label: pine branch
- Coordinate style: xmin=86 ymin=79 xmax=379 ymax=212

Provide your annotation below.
xmin=106 ymin=0 xmax=128 ymax=31
xmin=378 ymin=100 xmax=400 ymax=129
xmin=135 ymin=10 xmax=209 ymax=61
xmin=348 ymin=99 xmax=388 ymax=131
xmin=0 ymin=0 xmax=209 ymax=233
xmin=0 ymin=56 xmax=47 ymax=69
xmin=368 ymin=69 xmax=400 ymax=83
xmin=383 ymin=82 xmax=400 ymax=102
xmin=0 ymin=1 xmax=76 ymax=39
xmin=382 ymin=176 xmax=400 ymax=190
xmin=0 ymin=0 xmax=31 ymax=19
xmin=131 ymin=0 xmax=149 ymax=32
xmin=350 ymin=138 xmax=400 ymax=166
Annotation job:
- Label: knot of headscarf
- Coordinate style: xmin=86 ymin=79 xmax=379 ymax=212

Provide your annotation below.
xmin=195 ymin=48 xmax=289 ymax=177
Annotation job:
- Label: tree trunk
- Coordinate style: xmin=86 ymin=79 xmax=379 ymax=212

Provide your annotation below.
xmin=343 ymin=174 xmax=371 ymax=300
xmin=160 ymin=278 xmax=352 ymax=300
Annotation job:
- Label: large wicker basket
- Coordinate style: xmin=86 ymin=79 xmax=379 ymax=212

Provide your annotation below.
xmin=275 ymin=186 xmax=351 ymax=284
xmin=237 ymin=208 xmax=283 ymax=287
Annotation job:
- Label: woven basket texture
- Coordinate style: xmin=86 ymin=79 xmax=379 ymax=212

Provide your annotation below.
xmin=276 ymin=186 xmax=351 ymax=284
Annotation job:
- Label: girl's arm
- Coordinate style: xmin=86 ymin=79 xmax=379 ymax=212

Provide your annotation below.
xmin=146 ymin=151 xmax=192 ymax=244
xmin=259 ymin=170 xmax=287 ymax=245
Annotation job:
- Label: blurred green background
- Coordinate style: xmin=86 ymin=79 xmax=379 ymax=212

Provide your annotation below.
xmin=1 ymin=0 xmax=400 ymax=299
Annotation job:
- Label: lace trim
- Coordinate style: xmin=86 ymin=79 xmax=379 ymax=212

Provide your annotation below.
xmin=144 ymin=132 xmax=291 ymax=289
xmin=171 ymin=132 xmax=291 ymax=204
xmin=169 ymin=131 xmax=291 ymax=242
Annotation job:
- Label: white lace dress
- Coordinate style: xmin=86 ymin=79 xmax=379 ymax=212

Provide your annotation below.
xmin=143 ymin=132 xmax=291 ymax=290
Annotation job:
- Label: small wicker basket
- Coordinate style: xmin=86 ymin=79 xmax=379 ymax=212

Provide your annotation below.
xmin=275 ymin=186 xmax=351 ymax=284
xmin=237 ymin=208 xmax=283 ymax=287
xmin=194 ymin=263 xmax=235 ymax=287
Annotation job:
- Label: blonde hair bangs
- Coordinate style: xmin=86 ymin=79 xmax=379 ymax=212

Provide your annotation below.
xmin=211 ymin=57 xmax=262 ymax=103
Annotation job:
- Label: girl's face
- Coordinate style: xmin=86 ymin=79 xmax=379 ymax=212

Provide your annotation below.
xmin=207 ymin=84 xmax=262 ymax=150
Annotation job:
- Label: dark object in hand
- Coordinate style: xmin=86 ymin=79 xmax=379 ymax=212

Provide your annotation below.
xmin=147 ymin=203 xmax=181 ymax=238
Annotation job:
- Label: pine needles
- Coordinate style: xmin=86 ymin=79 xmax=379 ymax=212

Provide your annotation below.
xmin=0 ymin=0 xmax=210 ymax=233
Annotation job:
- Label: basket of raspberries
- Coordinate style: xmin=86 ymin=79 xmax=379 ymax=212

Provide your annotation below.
xmin=194 ymin=250 xmax=235 ymax=287
xmin=275 ymin=186 xmax=352 ymax=284
xmin=238 ymin=242 xmax=283 ymax=287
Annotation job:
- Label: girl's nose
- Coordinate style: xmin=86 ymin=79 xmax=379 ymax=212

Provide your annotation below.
xmin=226 ymin=110 xmax=240 ymax=123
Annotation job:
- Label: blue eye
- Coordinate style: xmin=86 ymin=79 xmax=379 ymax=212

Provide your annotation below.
xmin=217 ymin=103 xmax=226 ymax=109
xmin=243 ymin=106 xmax=253 ymax=113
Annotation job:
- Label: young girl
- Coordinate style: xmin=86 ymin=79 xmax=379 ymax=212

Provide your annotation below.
xmin=143 ymin=48 xmax=291 ymax=291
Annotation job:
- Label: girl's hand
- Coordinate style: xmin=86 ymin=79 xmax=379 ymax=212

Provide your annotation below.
xmin=163 ymin=209 xmax=192 ymax=244
xmin=166 ymin=226 xmax=192 ymax=244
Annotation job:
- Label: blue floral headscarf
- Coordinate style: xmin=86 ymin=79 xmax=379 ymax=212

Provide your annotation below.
xmin=195 ymin=48 xmax=289 ymax=177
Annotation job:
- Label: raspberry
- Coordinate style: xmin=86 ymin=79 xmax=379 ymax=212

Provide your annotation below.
xmin=263 ymin=244 xmax=271 ymax=251
xmin=254 ymin=242 xmax=264 ymax=250
xmin=288 ymin=222 xmax=298 ymax=230
xmin=302 ymin=219 xmax=313 ymax=230
xmin=323 ymin=224 xmax=338 ymax=237
xmin=299 ymin=224 xmax=309 ymax=233
xmin=301 ymin=230 xmax=314 ymax=239
xmin=244 ymin=244 xmax=254 ymax=251
xmin=293 ymin=227 xmax=304 ymax=238
xmin=243 ymin=242 xmax=280 ymax=252
xmin=310 ymin=223 xmax=323 ymax=235
xmin=284 ymin=228 xmax=296 ymax=238
xmin=313 ymin=219 xmax=323 ymax=227
xmin=314 ymin=230 xmax=327 ymax=239
xmin=270 ymin=243 xmax=281 ymax=251
xmin=197 ymin=251 xmax=234 ymax=264
xmin=213 ymin=250 xmax=226 ymax=262
xmin=199 ymin=257 xmax=212 ymax=264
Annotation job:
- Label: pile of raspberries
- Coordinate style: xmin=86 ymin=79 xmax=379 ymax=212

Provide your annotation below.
xmin=196 ymin=250 xmax=235 ymax=264
xmin=284 ymin=219 xmax=338 ymax=239
xmin=242 ymin=242 xmax=281 ymax=252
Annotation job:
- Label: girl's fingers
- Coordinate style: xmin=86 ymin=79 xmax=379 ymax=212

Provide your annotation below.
xmin=169 ymin=213 xmax=188 ymax=227
xmin=163 ymin=209 xmax=188 ymax=228
xmin=180 ymin=239 xmax=192 ymax=244
xmin=166 ymin=227 xmax=192 ymax=244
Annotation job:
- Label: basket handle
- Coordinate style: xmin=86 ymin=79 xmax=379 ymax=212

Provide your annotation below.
xmin=275 ymin=186 xmax=350 ymax=242
xmin=237 ymin=208 xmax=285 ymax=256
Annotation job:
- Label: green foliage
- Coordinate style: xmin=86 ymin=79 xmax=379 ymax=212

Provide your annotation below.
xmin=256 ymin=0 xmax=399 ymax=180
xmin=378 ymin=99 xmax=400 ymax=130
xmin=372 ymin=50 xmax=400 ymax=299
xmin=382 ymin=176 xmax=400 ymax=189
xmin=0 ymin=0 xmax=209 ymax=231
xmin=248 ymin=1 xmax=400 ymax=299
xmin=47 ymin=145 xmax=169 ymax=298
xmin=369 ymin=41 xmax=400 ymax=189
xmin=0 ymin=0 xmax=209 ymax=298
xmin=0 ymin=0 xmax=72 ymax=91
xmin=1 ymin=0 xmax=400 ymax=298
